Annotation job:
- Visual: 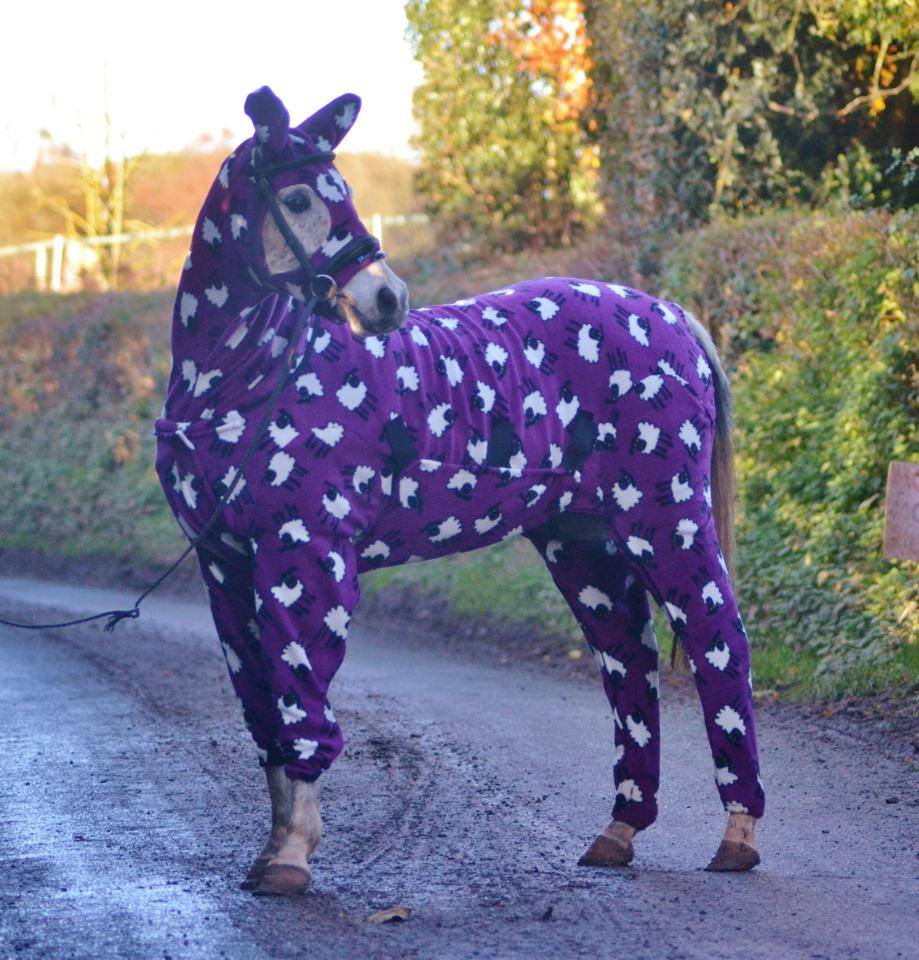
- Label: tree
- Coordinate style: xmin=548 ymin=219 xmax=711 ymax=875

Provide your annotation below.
xmin=585 ymin=0 xmax=919 ymax=242
xmin=406 ymin=0 xmax=601 ymax=252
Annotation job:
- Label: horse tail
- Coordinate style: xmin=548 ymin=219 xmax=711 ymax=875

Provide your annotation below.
xmin=673 ymin=311 xmax=736 ymax=668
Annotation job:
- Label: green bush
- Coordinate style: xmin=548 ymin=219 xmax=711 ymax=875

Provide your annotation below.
xmin=0 ymin=291 xmax=182 ymax=566
xmin=663 ymin=208 xmax=919 ymax=686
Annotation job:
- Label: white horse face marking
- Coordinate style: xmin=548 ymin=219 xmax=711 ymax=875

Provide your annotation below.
xmin=262 ymin=178 xmax=409 ymax=337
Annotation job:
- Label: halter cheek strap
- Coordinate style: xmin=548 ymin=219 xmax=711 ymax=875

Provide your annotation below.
xmin=251 ymin=151 xmax=383 ymax=306
xmin=256 ymin=176 xmax=339 ymax=301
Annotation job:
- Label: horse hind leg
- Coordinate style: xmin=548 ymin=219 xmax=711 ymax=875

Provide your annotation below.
xmin=528 ymin=529 xmax=661 ymax=865
xmin=620 ymin=507 xmax=765 ymax=830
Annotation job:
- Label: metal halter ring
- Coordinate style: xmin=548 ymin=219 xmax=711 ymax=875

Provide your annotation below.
xmin=311 ymin=274 xmax=337 ymax=301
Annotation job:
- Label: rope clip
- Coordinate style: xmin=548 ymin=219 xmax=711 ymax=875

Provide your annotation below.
xmin=312 ymin=274 xmax=337 ymax=301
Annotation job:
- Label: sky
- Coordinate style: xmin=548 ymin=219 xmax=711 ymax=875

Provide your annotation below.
xmin=1 ymin=0 xmax=423 ymax=171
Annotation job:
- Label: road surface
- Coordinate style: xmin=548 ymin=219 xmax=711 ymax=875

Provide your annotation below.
xmin=0 ymin=576 xmax=915 ymax=959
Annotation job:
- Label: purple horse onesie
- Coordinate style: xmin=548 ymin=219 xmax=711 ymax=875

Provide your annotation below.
xmin=154 ymin=88 xmax=765 ymax=834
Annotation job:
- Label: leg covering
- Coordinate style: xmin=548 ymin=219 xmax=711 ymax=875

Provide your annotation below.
xmin=529 ymin=532 xmax=661 ymax=830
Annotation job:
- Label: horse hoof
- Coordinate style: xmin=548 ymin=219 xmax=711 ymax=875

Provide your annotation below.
xmin=239 ymin=856 xmax=270 ymax=890
xmin=578 ymin=833 xmax=634 ymax=868
xmin=251 ymin=863 xmax=311 ymax=896
xmin=704 ymin=840 xmax=760 ymax=872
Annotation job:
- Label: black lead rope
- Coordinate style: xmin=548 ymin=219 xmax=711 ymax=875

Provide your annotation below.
xmin=0 ymin=149 xmax=376 ymax=635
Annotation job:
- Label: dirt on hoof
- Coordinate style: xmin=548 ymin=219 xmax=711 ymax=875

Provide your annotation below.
xmin=704 ymin=840 xmax=761 ymax=872
xmin=577 ymin=834 xmax=634 ymax=868
xmin=251 ymin=863 xmax=311 ymax=896
xmin=239 ymin=856 xmax=271 ymax=890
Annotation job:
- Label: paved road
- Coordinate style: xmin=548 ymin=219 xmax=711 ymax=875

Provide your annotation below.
xmin=0 ymin=576 xmax=915 ymax=960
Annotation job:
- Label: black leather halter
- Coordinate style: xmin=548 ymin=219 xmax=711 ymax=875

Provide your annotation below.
xmin=252 ymin=150 xmax=381 ymax=302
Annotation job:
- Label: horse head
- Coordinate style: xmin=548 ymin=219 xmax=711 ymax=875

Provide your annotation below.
xmin=216 ymin=86 xmax=409 ymax=336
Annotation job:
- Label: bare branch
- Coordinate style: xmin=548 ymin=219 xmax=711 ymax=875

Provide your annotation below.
xmin=836 ymin=52 xmax=919 ymax=117
xmin=766 ymin=100 xmax=820 ymax=122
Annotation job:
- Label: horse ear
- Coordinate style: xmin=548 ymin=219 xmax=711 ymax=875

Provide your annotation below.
xmin=244 ymin=86 xmax=290 ymax=153
xmin=296 ymin=94 xmax=361 ymax=151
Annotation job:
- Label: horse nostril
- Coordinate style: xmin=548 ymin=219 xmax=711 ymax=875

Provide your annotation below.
xmin=376 ymin=286 xmax=399 ymax=315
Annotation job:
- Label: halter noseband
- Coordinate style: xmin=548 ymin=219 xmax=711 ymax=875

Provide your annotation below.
xmin=252 ymin=149 xmax=382 ymax=304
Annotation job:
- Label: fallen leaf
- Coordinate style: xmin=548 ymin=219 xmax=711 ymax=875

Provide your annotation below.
xmin=367 ymin=905 xmax=411 ymax=924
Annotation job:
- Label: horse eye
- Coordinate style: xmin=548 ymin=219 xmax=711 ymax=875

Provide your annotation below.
xmin=283 ymin=191 xmax=311 ymax=214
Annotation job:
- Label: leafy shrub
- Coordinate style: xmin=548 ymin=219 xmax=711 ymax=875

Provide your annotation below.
xmin=663 ymin=208 xmax=919 ymax=679
xmin=0 ymin=292 xmax=181 ymax=565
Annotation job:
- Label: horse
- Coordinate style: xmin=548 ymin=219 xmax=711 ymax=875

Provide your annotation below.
xmin=153 ymin=86 xmax=765 ymax=896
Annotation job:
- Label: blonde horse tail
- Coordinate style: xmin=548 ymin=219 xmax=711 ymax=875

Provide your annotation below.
xmin=672 ymin=312 xmax=736 ymax=668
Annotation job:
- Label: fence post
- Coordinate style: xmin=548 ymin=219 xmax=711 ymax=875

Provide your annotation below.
xmin=50 ymin=235 xmax=65 ymax=293
xmin=371 ymin=212 xmax=384 ymax=249
xmin=35 ymin=244 xmax=48 ymax=291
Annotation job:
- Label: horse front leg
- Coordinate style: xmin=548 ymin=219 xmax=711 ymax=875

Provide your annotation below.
xmin=244 ymin=532 xmax=358 ymax=895
xmin=240 ymin=763 xmax=292 ymax=890
xmin=252 ymin=776 xmax=322 ymax=896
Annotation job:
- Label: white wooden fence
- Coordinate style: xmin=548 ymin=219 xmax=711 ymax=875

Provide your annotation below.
xmin=0 ymin=213 xmax=429 ymax=293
